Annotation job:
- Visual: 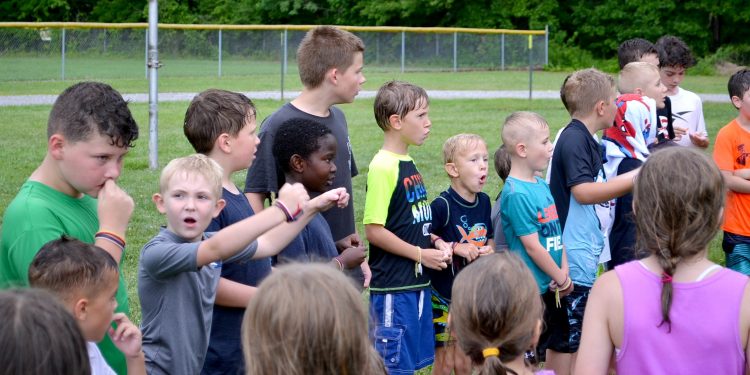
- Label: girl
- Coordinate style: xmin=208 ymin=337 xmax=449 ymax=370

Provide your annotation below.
xmin=241 ymin=263 xmax=386 ymax=375
xmin=576 ymin=147 xmax=750 ymax=374
xmin=450 ymin=252 xmax=556 ymax=375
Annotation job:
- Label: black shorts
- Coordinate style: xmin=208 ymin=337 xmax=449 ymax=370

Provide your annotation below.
xmin=536 ymin=289 xmax=572 ymax=359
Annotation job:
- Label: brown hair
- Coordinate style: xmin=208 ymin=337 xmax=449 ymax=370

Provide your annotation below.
xmin=442 ymin=133 xmax=486 ymax=164
xmin=297 ymin=26 xmax=365 ymax=89
xmin=0 ymin=288 xmax=91 ymax=375
xmin=184 ymin=89 xmax=256 ymax=154
xmin=494 ymin=144 xmax=511 ymax=181
xmin=373 ymin=80 xmax=429 ymax=131
xmin=561 ymin=68 xmax=615 ymax=117
xmin=633 ymin=147 xmax=724 ymax=330
xmin=450 ymin=252 xmax=542 ymax=375
xmin=29 ymin=235 xmax=119 ymax=303
xmin=242 ymin=263 xmax=386 ymax=375
xmin=618 ymin=61 xmax=660 ymax=94
xmin=618 ymin=38 xmax=658 ymax=70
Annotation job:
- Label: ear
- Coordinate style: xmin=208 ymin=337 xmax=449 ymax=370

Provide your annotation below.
xmin=595 ymin=99 xmax=607 ymax=116
xmin=515 ymin=142 xmax=528 ymax=158
xmin=327 ymin=67 xmax=339 ymax=85
xmin=152 ymin=193 xmax=166 ymax=214
xmin=212 ymin=198 xmax=226 ymax=218
xmin=444 ymin=162 xmax=459 ymax=178
xmin=73 ymin=298 xmax=88 ymax=321
xmin=215 ymin=133 xmax=232 ymax=153
xmin=732 ymin=95 xmax=743 ymax=110
xmin=634 ymin=87 xmax=644 ymax=96
xmin=388 ymin=114 xmax=402 ymax=130
xmin=48 ymin=133 xmax=66 ymax=160
xmin=290 ymin=154 xmax=306 ymax=174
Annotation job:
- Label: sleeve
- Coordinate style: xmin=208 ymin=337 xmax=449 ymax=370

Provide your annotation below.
xmin=5 ymin=226 xmax=67 ymax=286
xmin=429 ymin=195 xmax=450 ymax=236
xmin=482 ymin=194 xmax=494 ymax=240
xmin=713 ymin=126 xmax=735 ymax=171
xmin=363 ymin=157 xmax=397 ymax=225
xmin=140 ymin=238 xmax=199 ymax=279
xmin=502 ymin=191 xmax=540 ymax=238
xmin=224 ymin=240 xmax=259 ymax=264
xmin=560 ymin=136 xmax=596 ymax=188
xmin=695 ymin=98 xmax=707 ymax=136
xmin=244 ymin=117 xmax=280 ymax=194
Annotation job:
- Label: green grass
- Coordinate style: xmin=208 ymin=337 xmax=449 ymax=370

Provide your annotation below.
xmin=0 ymin=96 xmax=737 ymax=323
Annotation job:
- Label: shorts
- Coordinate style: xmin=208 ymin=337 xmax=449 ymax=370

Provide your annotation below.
xmin=370 ymin=289 xmax=434 ymax=374
xmin=564 ymin=284 xmax=592 ymax=353
xmin=723 ymin=231 xmax=750 ymax=276
xmin=537 ymin=290 xmax=572 ymax=358
xmin=431 ymin=289 xmax=451 ymax=347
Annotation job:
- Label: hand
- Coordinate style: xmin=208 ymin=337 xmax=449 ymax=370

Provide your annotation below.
xmin=338 ymin=246 xmax=366 ymax=269
xmin=688 ymin=131 xmax=709 ymax=148
xmin=434 ymin=239 xmax=453 ymax=262
xmin=335 ymin=232 xmax=361 ymax=252
xmin=672 ymin=125 xmax=687 ymax=142
xmin=276 ymin=183 xmax=309 ymax=217
xmin=97 ymin=179 xmax=134 ymax=236
xmin=421 ymin=248 xmax=449 ymax=270
xmin=108 ymin=313 xmax=143 ymax=359
xmin=452 ymin=243 xmax=480 ymax=262
xmin=549 ymin=276 xmax=574 ymax=298
xmin=477 ymin=245 xmax=494 ymax=256
xmin=361 ymin=260 xmax=372 ymax=288
xmin=306 ymin=187 xmax=349 ymax=213
xmin=735 ymin=169 xmax=750 ymax=180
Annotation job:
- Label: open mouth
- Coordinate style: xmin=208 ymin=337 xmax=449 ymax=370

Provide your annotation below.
xmin=479 ymin=175 xmax=487 ymax=185
xmin=184 ymin=217 xmax=197 ymax=224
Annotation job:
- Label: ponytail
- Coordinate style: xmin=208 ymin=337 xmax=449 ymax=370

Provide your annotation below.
xmin=477 ymin=347 xmax=518 ymax=375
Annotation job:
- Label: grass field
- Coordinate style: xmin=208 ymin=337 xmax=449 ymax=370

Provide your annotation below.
xmin=0 ymin=90 xmax=737 ymax=323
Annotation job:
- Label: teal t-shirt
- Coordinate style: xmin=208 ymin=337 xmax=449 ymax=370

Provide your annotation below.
xmin=500 ymin=176 xmax=563 ymax=293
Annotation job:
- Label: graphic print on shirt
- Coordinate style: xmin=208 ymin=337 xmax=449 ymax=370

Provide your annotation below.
xmin=455 ymin=215 xmax=488 ymax=247
xmin=404 ymin=173 xmax=432 ymax=234
xmin=539 ymin=204 xmax=563 ymax=252
xmin=737 ymin=144 xmax=750 ymax=166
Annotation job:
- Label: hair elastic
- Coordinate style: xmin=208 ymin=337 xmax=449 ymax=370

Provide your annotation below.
xmin=482 ymin=347 xmax=500 ymax=358
xmin=661 ymin=272 xmax=673 ymax=283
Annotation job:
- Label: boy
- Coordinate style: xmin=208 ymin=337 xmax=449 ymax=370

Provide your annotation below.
xmin=602 ymin=62 xmax=667 ymax=268
xmin=713 ymin=69 xmax=750 ymax=275
xmin=365 ymin=81 xmax=451 ymax=374
xmin=138 ymin=154 xmax=326 ymax=374
xmin=491 ymin=144 xmax=511 ymax=251
xmin=548 ymin=69 xmax=639 ymax=375
xmin=244 ymin=25 xmax=370 ymax=286
xmin=500 ymin=111 xmax=571 ymax=367
xmin=272 ymin=118 xmax=366 ymax=268
xmin=429 ymin=133 xmax=495 ymax=375
xmin=29 ymin=236 xmax=145 ymax=375
xmin=0 ymin=81 xmax=137 ymax=375
xmin=655 ymin=35 xmax=709 ymax=148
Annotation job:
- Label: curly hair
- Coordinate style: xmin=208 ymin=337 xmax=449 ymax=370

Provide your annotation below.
xmin=655 ymin=35 xmax=695 ymax=69
xmin=272 ymin=118 xmax=332 ymax=174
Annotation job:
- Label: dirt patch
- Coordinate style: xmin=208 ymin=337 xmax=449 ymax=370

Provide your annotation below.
xmin=716 ymin=61 xmax=746 ymax=75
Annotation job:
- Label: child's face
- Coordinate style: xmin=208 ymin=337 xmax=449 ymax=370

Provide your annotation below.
xmin=335 ymin=52 xmax=366 ymax=104
xmin=154 ymin=172 xmax=224 ymax=242
xmin=299 ymin=134 xmax=337 ymax=193
xmin=732 ymin=90 xmax=750 ymax=120
xmin=641 ymin=70 xmax=668 ymax=109
xmin=53 ymin=131 xmax=129 ymax=198
xmin=660 ymin=65 xmax=686 ymax=94
xmin=230 ymin=114 xmax=259 ymax=171
xmin=524 ymin=124 xmax=553 ymax=172
xmin=599 ymin=92 xmax=618 ymax=129
xmin=451 ymin=142 xmax=489 ymax=194
xmin=79 ymin=270 xmax=119 ymax=342
xmin=399 ymin=99 xmax=432 ymax=146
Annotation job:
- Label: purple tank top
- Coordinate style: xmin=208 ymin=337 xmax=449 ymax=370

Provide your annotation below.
xmin=615 ymin=261 xmax=747 ymax=374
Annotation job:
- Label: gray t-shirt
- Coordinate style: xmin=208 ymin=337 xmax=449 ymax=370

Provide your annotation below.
xmin=138 ymin=228 xmax=257 ymax=375
xmin=244 ymin=103 xmax=358 ymax=242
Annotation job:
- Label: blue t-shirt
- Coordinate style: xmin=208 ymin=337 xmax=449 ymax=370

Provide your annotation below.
xmin=427 ymin=187 xmax=493 ymax=300
xmin=273 ymin=214 xmax=339 ymax=265
xmin=202 ymin=188 xmax=272 ymax=375
xmin=549 ymin=120 xmax=606 ymax=287
xmin=501 ymin=176 xmax=563 ymax=293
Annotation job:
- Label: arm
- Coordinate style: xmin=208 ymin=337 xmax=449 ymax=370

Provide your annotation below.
xmin=244 ymin=192 xmax=268 ymax=216
xmin=365 ymin=224 xmax=448 ymax=271
xmin=575 ymin=272 xmax=619 ymax=375
xmin=214 ymin=278 xmax=257 ymax=308
xmin=520 ymin=233 xmax=567 ymax=284
xmin=96 ymin=179 xmax=134 ymax=264
xmin=108 ymin=313 xmax=146 ymax=375
xmin=723 ymin=170 xmax=750 ymax=194
xmin=571 ymin=168 xmax=639 ymax=205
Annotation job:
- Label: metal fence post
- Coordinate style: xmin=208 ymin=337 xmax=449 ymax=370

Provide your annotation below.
xmin=283 ymin=29 xmax=288 ymax=76
xmin=280 ymin=29 xmax=286 ymax=101
xmin=400 ymin=31 xmax=405 ymax=73
xmin=528 ymin=35 xmax=533 ymax=100
xmin=453 ymin=32 xmax=457 ymax=72
xmin=61 ymin=28 xmax=66 ymax=80
xmin=147 ymin=0 xmax=160 ymax=170
xmin=545 ymin=24 xmax=549 ymax=66
xmin=435 ymin=34 xmax=439 ymax=56
xmin=501 ymin=33 xmax=505 ymax=70
xmin=218 ymin=29 xmax=222 ymax=77
xmin=145 ymin=29 xmax=148 ymax=78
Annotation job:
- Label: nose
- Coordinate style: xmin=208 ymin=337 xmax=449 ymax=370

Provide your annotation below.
xmin=361 ymin=73 xmax=366 ymax=85
xmin=331 ymin=162 xmax=337 ymax=173
xmin=105 ymin=159 xmax=122 ymax=180
xmin=425 ymin=117 xmax=432 ymax=128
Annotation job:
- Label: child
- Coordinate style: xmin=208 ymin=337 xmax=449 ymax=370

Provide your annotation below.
xmin=602 ymin=61 xmax=667 ymax=269
xmin=0 ymin=288 xmax=91 ymax=375
xmin=491 ymin=144 xmax=511 ymax=251
xmin=714 ymin=68 xmax=750 ymax=275
xmin=272 ymin=118 xmax=367 ymax=268
xmin=450 ymin=252 xmax=555 ymax=375
xmin=499 ymin=111 xmax=571 ymax=368
xmin=655 ymin=35 xmax=709 ymax=148
xmin=548 ymin=69 xmax=639 ymax=375
xmin=428 ymin=133 xmax=495 ymax=375
xmin=365 ymin=80 xmax=452 ymax=374
xmin=0 ymin=81 xmax=137 ymax=374
xmin=138 ymin=154 xmax=325 ymax=374
xmin=617 ymin=38 xmax=660 ymax=69
xmin=242 ymin=263 xmax=387 ymax=375
xmin=28 ymin=236 xmax=145 ymax=375
xmin=244 ymin=25 xmax=370 ymax=286
xmin=576 ymin=147 xmax=750 ymax=374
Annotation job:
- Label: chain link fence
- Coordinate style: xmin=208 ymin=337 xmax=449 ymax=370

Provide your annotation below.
xmin=0 ymin=23 xmax=547 ymax=82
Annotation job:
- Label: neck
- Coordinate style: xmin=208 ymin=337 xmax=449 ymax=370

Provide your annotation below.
xmin=381 ymin=133 xmax=409 ymax=155
xmin=667 ymin=86 xmax=679 ymax=96
xmin=504 ymin=355 xmax=534 ymax=375
xmin=508 ymin=162 xmax=537 ymax=183
xmin=451 ymin=183 xmax=477 ymax=202
xmin=29 ymin=155 xmax=82 ymax=198
xmin=573 ymin=115 xmax=605 ymax=135
xmin=292 ymin=89 xmax=337 ymax=117
xmin=737 ymin=114 xmax=750 ymax=130
xmin=207 ymin=152 xmax=239 ymax=194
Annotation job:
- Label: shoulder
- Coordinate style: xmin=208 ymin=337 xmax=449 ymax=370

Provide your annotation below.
xmin=677 ymin=87 xmax=702 ymax=102
xmin=368 ymin=151 xmax=399 ymax=172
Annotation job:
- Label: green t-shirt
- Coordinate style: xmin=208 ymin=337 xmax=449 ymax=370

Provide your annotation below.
xmin=0 ymin=181 xmax=129 ymax=375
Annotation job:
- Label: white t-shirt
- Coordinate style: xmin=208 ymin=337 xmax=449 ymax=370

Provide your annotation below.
xmin=669 ymin=87 xmax=707 ymax=147
xmin=88 ymin=342 xmax=116 ymax=375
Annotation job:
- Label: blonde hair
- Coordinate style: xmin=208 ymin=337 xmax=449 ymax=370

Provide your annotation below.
xmin=450 ymin=252 xmax=542 ymax=375
xmin=159 ymin=154 xmax=223 ymax=199
xmin=618 ymin=61 xmax=660 ymax=94
xmin=373 ymin=80 xmax=429 ymax=131
xmin=633 ymin=147 xmax=724 ymax=330
xmin=242 ymin=263 xmax=386 ymax=375
xmin=562 ymin=68 xmax=616 ymax=117
xmin=297 ymin=26 xmax=365 ymax=89
xmin=500 ymin=111 xmax=549 ymax=151
xmin=443 ymin=133 xmax=486 ymax=164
